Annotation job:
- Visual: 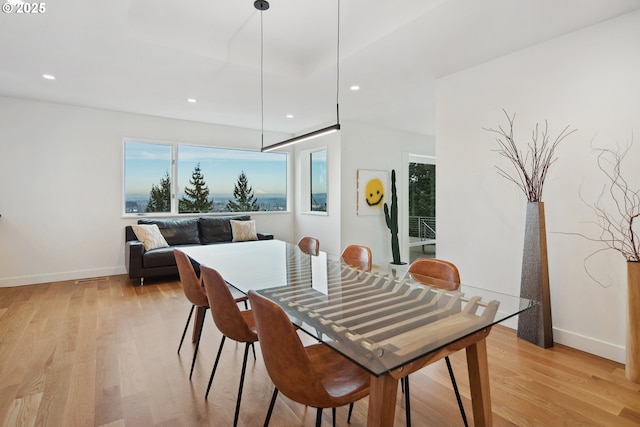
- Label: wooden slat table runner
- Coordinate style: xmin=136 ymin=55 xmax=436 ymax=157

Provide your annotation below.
xmin=259 ymin=257 xmax=500 ymax=375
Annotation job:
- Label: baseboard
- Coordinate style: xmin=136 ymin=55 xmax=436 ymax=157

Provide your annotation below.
xmin=498 ymin=314 xmax=625 ymax=364
xmin=0 ymin=266 xmax=128 ymax=287
xmin=552 ymin=327 xmax=625 ymax=364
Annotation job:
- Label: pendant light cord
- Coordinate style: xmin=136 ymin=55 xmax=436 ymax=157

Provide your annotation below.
xmin=260 ymin=9 xmax=265 ymax=150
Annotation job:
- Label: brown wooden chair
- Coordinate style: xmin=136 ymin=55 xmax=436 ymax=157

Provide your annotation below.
xmin=248 ymin=290 xmax=370 ymax=427
xmin=200 ymin=265 xmax=258 ymax=427
xmin=341 ymin=244 xmax=372 ymax=272
xmin=174 ymin=250 xmax=248 ymax=380
xmin=297 ymin=236 xmax=320 ymax=256
xmin=403 ymin=257 xmax=467 ymax=427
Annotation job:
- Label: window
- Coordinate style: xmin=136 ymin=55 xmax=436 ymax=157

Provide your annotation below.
xmin=124 ymin=142 xmax=172 ymax=214
xmin=299 ymin=148 xmax=327 ymax=214
xmin=310 ymin=150 xmax=327 ymax=212
xmin=124 ymin=140 xmax=287 ymax=215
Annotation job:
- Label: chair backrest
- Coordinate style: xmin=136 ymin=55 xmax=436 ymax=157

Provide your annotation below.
xmin=174 ymin=249 xmax=209 ymax=307
xmin=248 ymin=290 xmax=334 ymax=407
xmin=341 ymin=245 xmax=372 ymax=272
xmin=297 ymin=236 xmax=320 ymax=256
xmin=200 ymin=265 xmax=257 ymax=343
xmin=407 ymin=258 xmax=461 ymax=291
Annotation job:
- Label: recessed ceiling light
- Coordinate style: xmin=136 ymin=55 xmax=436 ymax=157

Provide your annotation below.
xmin=286 ymin=114 xmax=294 ymax=118
xmin=42 ymin=74 xmax=56 ymax=80
xmin=350 ymin=85 xmax=360 ymax=91
xmin=187 ymin=98 xmax=197 ymax=103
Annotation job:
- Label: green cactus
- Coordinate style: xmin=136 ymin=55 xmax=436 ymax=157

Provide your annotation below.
xmin=383 ymin=169 xmax=401 ymax=264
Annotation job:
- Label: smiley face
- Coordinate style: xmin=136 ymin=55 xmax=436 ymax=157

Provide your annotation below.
xmin=365 ymin=178 xmax=384 ymax=206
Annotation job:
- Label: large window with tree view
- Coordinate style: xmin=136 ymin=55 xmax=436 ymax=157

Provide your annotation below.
xmin=124 ymin=141 xmax=287 ymax=215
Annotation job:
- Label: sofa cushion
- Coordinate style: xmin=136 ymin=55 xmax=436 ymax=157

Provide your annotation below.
xmin=131 ymin=224 xmax=170 ymax=251
xmin=199 ymin=215 xmax=250 ymax=244
xmin=231 ymin=219 xmax=258 ymax=242
xmin=138 ymin=218 xmax=200 ymax=246
xmin=142 ymin=246 xmax=178 ymax=268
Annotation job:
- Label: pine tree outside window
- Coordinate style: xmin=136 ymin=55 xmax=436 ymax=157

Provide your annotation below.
xmin=146 ymin=172 xmax=172 ymax=213
xmin=179 ymin=163 xmax=214 ymax=213
xmin=227 ymin=171 xmax=260 ymax=212
xmin=124 ymin=141 xmax=172 ymax=214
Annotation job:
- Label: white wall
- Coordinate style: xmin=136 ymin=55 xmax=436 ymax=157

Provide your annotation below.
xmin=436 ymin=10 xmax=640 ymax=363
xmin=0 ymin=97 xmax=295 ymax=286
xmin=340 ymin=121 xmax=435 ymax=267
xmin=292 ymin=132 xmax=342 ymax=256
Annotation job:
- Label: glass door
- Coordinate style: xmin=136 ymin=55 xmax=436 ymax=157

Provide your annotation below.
xmin=407 ymin=155 xmax=436 ymax=263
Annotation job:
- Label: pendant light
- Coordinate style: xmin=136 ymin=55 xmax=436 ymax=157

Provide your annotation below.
xmin=256 ymin=0 xmax=341 ymax=152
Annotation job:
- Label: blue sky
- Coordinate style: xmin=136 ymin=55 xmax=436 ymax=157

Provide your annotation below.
xmin=125 ymin=141 xmax=287 ymax=196
xmin=311 ymin=149 xmax=327 ymax=194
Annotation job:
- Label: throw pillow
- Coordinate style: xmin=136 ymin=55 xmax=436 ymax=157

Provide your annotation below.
xmin=230 ymin=220 xmax=258 ymax=242
xmin=131 ymin=224 xmax=170 ymax=251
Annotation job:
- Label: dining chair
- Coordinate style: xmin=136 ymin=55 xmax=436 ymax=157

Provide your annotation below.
xmin=297 ymin=236 xmax=320 ymax=256
xmin=403 ymin=257 xmax=468 ymax=427
xmin=248 ymin=290 xmax=371 ymax=427
xmin=200 ymin=265 xmax=258 ymax=427
xmin=174 ymin=250 xmax=248 ymax=380
xmin=341 ymin=244 xmax=372 ymax=272
xmin=174 ymin=249 xmax=212 ymax=379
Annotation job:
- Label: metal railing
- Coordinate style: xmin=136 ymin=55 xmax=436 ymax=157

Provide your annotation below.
xmin=409 ymin=216 xmax=436 ymax=240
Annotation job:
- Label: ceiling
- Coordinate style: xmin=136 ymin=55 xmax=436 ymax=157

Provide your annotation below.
xmin=1 ymin=0 xmax=639 ymax=138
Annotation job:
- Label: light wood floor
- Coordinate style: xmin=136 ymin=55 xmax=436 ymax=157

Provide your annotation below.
xmin=1 ymin=275 xmax=639 ymax=427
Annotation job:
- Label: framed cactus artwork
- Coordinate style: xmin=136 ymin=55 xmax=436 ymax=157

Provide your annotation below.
xmin=357 ymin=169 xmax=389 ymax=216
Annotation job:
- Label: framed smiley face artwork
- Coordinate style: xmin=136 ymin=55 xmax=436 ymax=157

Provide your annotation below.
xmin=357 ymin=169 xmax=389 ymax=216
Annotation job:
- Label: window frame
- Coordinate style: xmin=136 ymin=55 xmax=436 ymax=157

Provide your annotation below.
xmin=123 ymin=138 xmax=289 ymax=217
xmin=300 ymin=147 xmax=328 ymax=215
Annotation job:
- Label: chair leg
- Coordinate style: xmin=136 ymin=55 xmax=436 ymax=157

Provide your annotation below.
xmin=251 ymin=342 xmax=257 ymax=361
xmin=332 ymin=407 xmax=336 ymax=427
xmin=315 ymin=407 xmax=323 ymax=427
xmin=264 ymin=388 xmax=279 ymax=427
xmin=205 ymin=336 xmax=226 ymax=399
xmin=445 ymin=356 xmax=468 ymax=427
xmin=178 ymin=304 xmax=195 ymax=353
xmin=189 ymin=307 xmax=207 ymax=379
xmin=232 ymin=343 xmax=251 ymax=427
xmin=347 ymin=403 xmax=354 ymax=423
xmin=404 ymin=376 xmax=411 ymax=427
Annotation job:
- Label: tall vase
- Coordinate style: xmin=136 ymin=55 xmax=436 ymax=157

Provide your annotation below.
xmin=517 ymin=202 xmax=554 ymax=348
xmin=627 ymin=261 xmax=640 ymax=383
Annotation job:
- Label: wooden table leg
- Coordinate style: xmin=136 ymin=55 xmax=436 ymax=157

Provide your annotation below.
xmin=367 ymin=374 xmax=398 ymax=427
xmin=465 ymin=337 xmax=493 ymax=427
xmin=192 ymin=306 xmax=206 ymax=342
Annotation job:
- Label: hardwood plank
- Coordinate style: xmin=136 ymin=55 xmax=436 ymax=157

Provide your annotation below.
xmin=94 ymin=385 xmax=123 ymax=427
xmin=62 ymin=359 xmax=95 ymax=427
xmin=3 ymin=392 xmax=42 ymax=427
xmin=0 ymin=385 xmax=19 ymax=427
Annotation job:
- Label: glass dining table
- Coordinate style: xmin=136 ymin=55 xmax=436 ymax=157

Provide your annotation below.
xmin=180 ymin=239 xmax=535 ymax=427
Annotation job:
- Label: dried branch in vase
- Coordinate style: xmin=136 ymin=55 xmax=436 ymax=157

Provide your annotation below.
xmin=484 ymin=110 xmax=576 ymax=202
xmin=571 ymin=139 xmax=640 ymax=264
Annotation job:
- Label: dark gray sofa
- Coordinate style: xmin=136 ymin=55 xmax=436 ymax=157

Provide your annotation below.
xmin=125 ymin=215 xmax=273 ymax=284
